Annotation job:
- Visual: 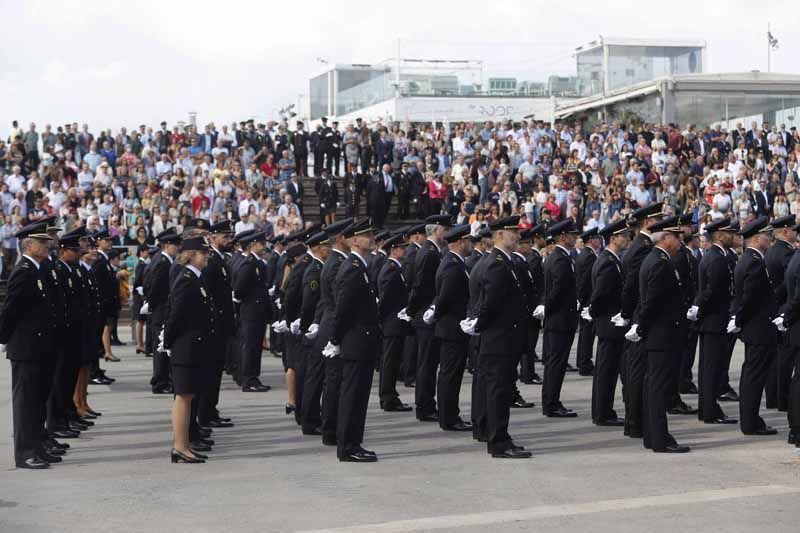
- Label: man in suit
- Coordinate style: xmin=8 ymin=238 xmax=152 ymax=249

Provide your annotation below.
xmin=0 ymin=222 xmax=59 ymax=469
xmin=330 ymin=121 xmax=342 ymax=176
xmin=324 ymin=219 xmax=380 ymax=462
xmin=779 ymin=228 xmax=800 ymax=445
xmin=764 ymin=215 xmax=797 ymax=411
xmin=286 ymin=173 xmax=304 ymax=211
xmin=407 ymin=215 xmax=451 ymax=422
xmin=319 ymin=117 xmax=334 ymax=173
xmin=375 ymin=130 xmax=393 ymax=167
xmin=523 ymin=225 xmax=546 ymax=385
xmin=465 ymin=228 xmax=488 ymax=273
xmin=629 ymin=220 xmax=690 ymax=453
xmin=429 ymin=225 xmax=473 ymax=431
xmin=541 ymin=219 xmax=580 ymax=418
xmin=293 ymin=121 xmax=309 ymax=176
xmin=730 ymin=217 xmax=780 ymax=436
xmin=589 ymin=219 xmax=631 ymax=426
xmin=92 ymin=229 xmax=119 ymax=363
xmin=575 ymin=227 xmax=601 ymax=376
xmin=311 ymin=123 xmax=323 ymax=177
xmin=367 ymin=230 xmax=390 ymax=293
xmin=401 ymin=224 xmax=426 ymax=388
xmin=508 ymin=231 xmax=538 ymax=405
xmin=687 ymin=218 xmax=738 ymax=425
xmin=467 ymin=216 xmax=532 ymax=459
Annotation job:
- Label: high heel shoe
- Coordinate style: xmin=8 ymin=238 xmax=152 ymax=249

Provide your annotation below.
xmin=190 ymin=450 xmax=209 ymax=460
xmin=136 ymin=348 xmax=146 ymax=354
xmin=171 ymin=449 xmax=205 ymax=464
xmin=285 ymin=404 xmax=295 ymax=415
xmin=104 ymin=354 xmax=120 ymax=362
xmin=86 ymin=408 xmax=102 ymax=417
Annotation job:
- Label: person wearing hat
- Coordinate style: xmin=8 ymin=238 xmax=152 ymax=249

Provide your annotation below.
xmin=324 ymin=218 xmax=380 ymax=462
xmin=626 ymin=218 xmax=690 ymax=452
xmin=298 ymin=232 xmax=331 ymax=435
xmin=616 ymin=203 xmax=663 ymax=438
xmin=677 ymin=215 xmax=701 ymax=398
xmin=589 ymin=219 xmax=632 ymax=426
xmin=319 ymin=117 xmax=335 ymax=174
xmin=91 ymin=229 xmax=121 ymax=363
xmin=465 ymin=228 xmax=489 ymax=273
xmin=144 ymin=228 xmax=182 ymax=394
xmin=427 ymin=224 xmax=474 ymax=431
xmin=400 ymin=223 xmax=427 ymax=388
xmin=686 ymin=218 xmax=739 ymax=426
xmin=367 ymin=229 xmax=391 ymax=294
xmin=522 ymin=224 xmax=546 ymax=383
xmin=0 ymin=222 xmax=60 ymax=468
xmin=764 ymin=215 xmax=797 ymax=412
xmin=163 ymin=236 xmax=214 ymax=464
xmin=132 ymin=243 xmax=152 ymax=356
xmin=376 ymin=233 xmax=413 ymax=413
xmin=506 ymin=231 xmax=538 ymax=407
xmin=512 ymin=228 xmax=543 ymax=387
xmin=718 ymin=221 xmax=742 ymax=403
xmin=198 ymin=220 xmax=236 ymax=429
xmin=281 ymin=237 xmax=312 ymax=422
xmin=729 ymin=216 xmax=779 ymax=436
xmin=407 ymin=215 xmax=452 ymax=423
xmin=575 ymin=227 xmax=602 ymax=377
xmin=232 ymin=231 xmax=272 ymax=393
xmin=317 ymin=169 xmax=340 ymax=226
xmin=465 ymin=215 xmax=531 ymax=458
xmin=780 ymin=223 xmax=800 ymax=446
xmin=292 ymin=120 xmax=309 ymax=177
xmin=541 ymin=219 xmax=580 ymax=418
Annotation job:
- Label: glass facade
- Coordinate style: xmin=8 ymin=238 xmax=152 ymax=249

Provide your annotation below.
xmin=674 ymin=92 xmax=800 ymax=130
xmin=576 ymin=47 xmax=604 ymax=96
xmin=336 ymin=72 xmax=391 ymax=116
xmin=309 ymin=72 xmax=330 ymax=120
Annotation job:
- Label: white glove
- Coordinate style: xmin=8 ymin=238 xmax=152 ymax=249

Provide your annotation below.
xmin=533 ymin=305 xmax=545 ymax=320
xmin=305 ymin=323 xmax=319 ymax=339
xmin=268 ymin=286 xmax=276 ymax=297
xmin=686 ymin=305 xmax=699 ymax=322
xmin=397 ymin=308 xmax=412 ymax=322
xmin=320 ymin=203 xmax=326 ymax=209
xmin=272 ymin=320 xmax=288 ymax=333
xmin=576 ymin=300 xmax=581 ymax=312
xmin=772 ymin=315 xmax=787 ymax=332
xmin=136 ymin=286 xmax=144 ymax=296
xmin=322 ymin=341 xmax=340 ymax=358
xmin=580 ymin=307 xmax=592 ymax=322
xmin=140 ymin=301 xmax=150 ymax=315
xmin=624 ymin=324 xmax=641 ymax=342
xmin=610 ymin=312 xmax=629 ymax=327
xmin=231 ymin=291 xmax=241 ymax=304
xmin=726 ymin=317 xmax=740 ymax=334
xmin=0 ymin=344 xmax=5 ymax=354
xmin=157 ymin=328 xmax=166 ymax=352
xmin=459 ymin=317 xmax=479 ymax=336
xmin=423 ymin=305 xmax=436 ymax=325
xmin=276 ymin=298 xmax=282 ymax=310
xmin=290 ymin=318 xmax=301 ymax=335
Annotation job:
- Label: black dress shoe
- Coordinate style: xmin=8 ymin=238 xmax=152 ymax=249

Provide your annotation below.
xmin=90 ymin=377 xmax=110 ymax=385
xmin=51 ymin=429 xmax=80 ymax=439
xmin=668 ymin=401 xmax=698 ymax=415
xmin=653 ymin=444 xmax=691 ymax=453
xmin=578 ymin=368 xmax=595 ymax=376
xmin=171 ymin=449 xmax=205 ymax=463
xmin=744 ymin=426 xmax=778 ymax=436
xmin=152 ymin=386 xmax=173 ymax=394
xmin=86 ymin=409 xmax=102 ymax=417
xmin=625 ymin=429 xmax=643 ymax=438
xmin=511 ymin=397 xmax=535 ymax=408
xmin=417 ymin=413 xmax=439 ymax=422
xmin=595 ymin=419 xmax=625 ymax=427
xmin=215 ymin=416 xmax=231 ymax=423
xmin=383 ymin=402 xmax=413 ymax=412
xmin=704 ymin=416 xmax=738 ymax=425
xmin=243 ymin=383 xmax=271 ymax=392
xmin=565 ymin=363 xmax=578 ymax=372
xmin=322 ymin=435 xmax=338 ymax=446
xmin=43 ymin=446 xmax=65 ymax=456
xmin=69 ymin=421 xmax=89 ymax=432
xmin=205 ymin=419 xmax=234 ymax=428
xmin=357 ymin=446 xmax=377 ymax=456
xmin=110 ymin=340 xmax=124 ymax=346
xmin=17 ymin=457 xmax=49 ymax=469
xmin=492 ymin=448 xmax=532 ymax=459
xmin=189 ymin=441 xmax=212 ymax=452
xmin=285 ymin=404 xmax=296 ymax=415
xmin=38 ymin=451 xmax=62 ymax=463
xmin=47 ymin=439 xmax=69 ymax=450
xmin=544 ymin=407 xmax=577 ymax=418
xmin=680 ymin=382 xmax=699 ymax=395
xmin=197 ymin=428 xmax=212 ymax=438
xmin=339 ymin=451 xmax=378 ymax=462
xmin=442 ymin=420 xmax=473 ymax=432
xmin=404 ymin=381 xmax=416 ymax=388
xmin=718 ymin=391 xmax=739 ymax=402
xmin=521 ymin=374 xmax=543 ymax=385
xmin=303 ymin=427 xmax=323 ymax=436
xmin=788 ymin=432 xmax=799 ymax=444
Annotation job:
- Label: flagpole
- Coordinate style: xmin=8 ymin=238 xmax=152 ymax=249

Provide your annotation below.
xmin=767 ymin=22 xmax=771 ymax=73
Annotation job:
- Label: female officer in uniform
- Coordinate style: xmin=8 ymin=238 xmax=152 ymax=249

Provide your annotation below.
xmin=163 ymin=236 xmax=214 ymax=464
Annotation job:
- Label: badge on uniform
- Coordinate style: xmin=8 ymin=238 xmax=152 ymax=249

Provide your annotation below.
xmin=200 ymin=287 xmax=207 ymax=298
xmin=309 ymin=280 xmax=318 ymax=290
xmin=68 ymin=278 xmax=73 ymax=288
xmin=51 ymin=270 xmax=57 ymax=280
xmin=76 ymin=270 xmax=82 ymax=278
xmin=363 ymin=273 xmax=369 ymax=284
xmin=37 ymin=279 xmax=44 ymax=291
xmin=222 ymin=270 xmax=227 ymax=278
xmin=107 ymin=264 xmax=112 ymax=272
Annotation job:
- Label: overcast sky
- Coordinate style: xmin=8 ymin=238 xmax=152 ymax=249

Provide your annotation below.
xmin=1 ymin=0 xmax=795 ymax=134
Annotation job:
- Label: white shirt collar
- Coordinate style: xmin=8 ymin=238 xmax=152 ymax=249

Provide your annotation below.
xmin=389 ymin=257 xmax=403 ymax=268
xmin=654 ymin=245 xmax=671 ymax=257
xmin=351 ymin=250 xmax=369 ymax=268
xmin=428 ymin=238 xmax=441 ymax=253
xmin=80 ymin=260 xmax=90 ymax=270
xmin=512 ymin=251 xmax=526 ymax=261
xmin=555 ymin=244 xmax=571 ymax=256
xmin=333 ymin=247 xmax=348 ymax=258
xmin=211 ymin=246 xmax=224 ymax=259
xmin=606 ymin=248 xmax=621 ymax=262
xmin=59 ymin=259 xmax=73 ymax=272
xmin=450 ymin=250 xmax=466 ymax=262
xmin=493 ymin=246 xmax=512 ymax=262
xmin=308 ymin=250 xmax=323 ymax=265
xmin=746 ymin=246 xmax=765 ymax=260
xmin=97 ymin=249 xmax=109 ymax=261
xmin=162 ymin=252 xmax=174 ymax=264
xmin=23 ymin=254 xmax=40 ymax=270
xmin=713 ymin=243 xmax=726 ymax=254
xmin=185 ymin=264 xmax=202 ymax=278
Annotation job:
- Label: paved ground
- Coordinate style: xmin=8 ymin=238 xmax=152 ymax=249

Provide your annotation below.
xmin=2 ymin=331 xmax=800 ymax=532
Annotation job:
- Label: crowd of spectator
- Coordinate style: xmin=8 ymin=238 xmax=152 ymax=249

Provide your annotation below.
xmin=2 ymin=115 xmax=799 ymax=277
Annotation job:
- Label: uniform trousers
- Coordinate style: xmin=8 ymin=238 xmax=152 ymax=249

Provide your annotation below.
xmin=198 ymin=335 xmax=227 ymax=424
xmin=415 ymin=327 xmax=440 ymax=418
xmin=471 ymin=341 xmax=486 ymax=440
xmin=301 ymin=345 xmax=325 ymax=433
xmin=285 ymin=333 xmax=308 ymax=425
xmin=739 ymin=343 xmax=776 ymax=433
xmin=592 ymin=337 xmax=622 ymax=422
xmin=541 ymin=329 xmax=574 ymax=414
xmin=520 ymin=322 xmax=540 ymax=381
xmin=680 ymin=327 xmax=699 ymax=389
xmin=239 ymin=320 xmax=265 ymax=388
xmin=379 ymin=336 xmax=404 ymax=406
xmin=11 ymin=360 xmax=49 ymax=463
xmin=336 ymin=357 xmax=374 ymax=458
xmin=479 ymin=353 xmax=516 ymax=454
xmin=322 ymin=357 xmax=343 ymax=443
xmin=787 ymin=350 xmax=800 ymax=433
xmin=437 ymin=340 xmax=468 ymax=428
xmin=401 ymin=334 xmax=417 ymax=385
xmin=46 ymin=344 xmax=81 ymax=431
xmin=624 ymin=341 xmax=647 ymax=435
xmin=698 ymin=333 xmax=727 ymax=422
xmin=718 ymin=335 xmax=737 ymax=395
xmin=642 ymin=348 xmax=681 ymax=450
xmin=772 ymin=335 xmax=794 ymax=411
xmin=150 ymin=307 xmax=171 ymax=390
xmin=576 ymin=319 xmax=595 ymax=372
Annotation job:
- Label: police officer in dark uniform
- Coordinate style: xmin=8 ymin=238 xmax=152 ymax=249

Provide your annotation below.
xmin=293 ymin=121 xmax=310 ymax=176
xmin=377 ymin=233 xmax=413 ymax=412
xmin=320 ymin=117 xmax=334 ymax=174
xmin=764 ymin=215 xmax=796 ymax=411
xmin=575 ymin=227 xmax=601 ymax=376
xmin=311 ymin=123 xmax=322 ymax=177
xmin=465 ymin=229 xmax=487 ymax=273
xmin=367 ymin=230 xmax=390 ymax=292
xmin=468 ymin=216 xmax=532 ymax=459
xmin=541 ymin=219 xmax=580 ymax=418
xmin=407 ymin=215 xmax=452 ymax=422
xmin=588 ymin=219 xmax=631 ymax=426
xmin=779 ymin=225 xmax=800 ymax=444
xmin=429 ymin=224 xmax=473 ymax=431
xmin=132 ymin=244 xmax=153 ymax=355
xmin=144 ymin=228 xmax=181 ymax=394
xmin=91 ymin=229 xmax=120 ymax=364
xmin=719 ymin=223 xmax=742 ymax=402
xmin=282 ymin=237 xmax=312 ymax=423
xmin=508 ymin=231 xmax=537 ymax=406
xmin=688 ymin=218 xmax=738 ymax=425
xmin=232 ymin=231 xmax=272 ymax=392
xmin=401 ymin=223 xmax=426 ymax=387
xmin=199 ymin=220 xmax=236 ymax=428
xmin=618 ymin=203 xmax=663 ymax=438
xmin=523 ymin=225 xmax=546 ymax=384
xmin=629 ymin=219 xmax=690 ymax=453
xmin=730 ymin=216 xmax=779 ymax=436
xmin=331 ymin=121 xmax=342 ymax=176
xmin=324 ymin=218 xmax=380 ymax=462
xmin=1 ymin=222 xmax=59 ymax=469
